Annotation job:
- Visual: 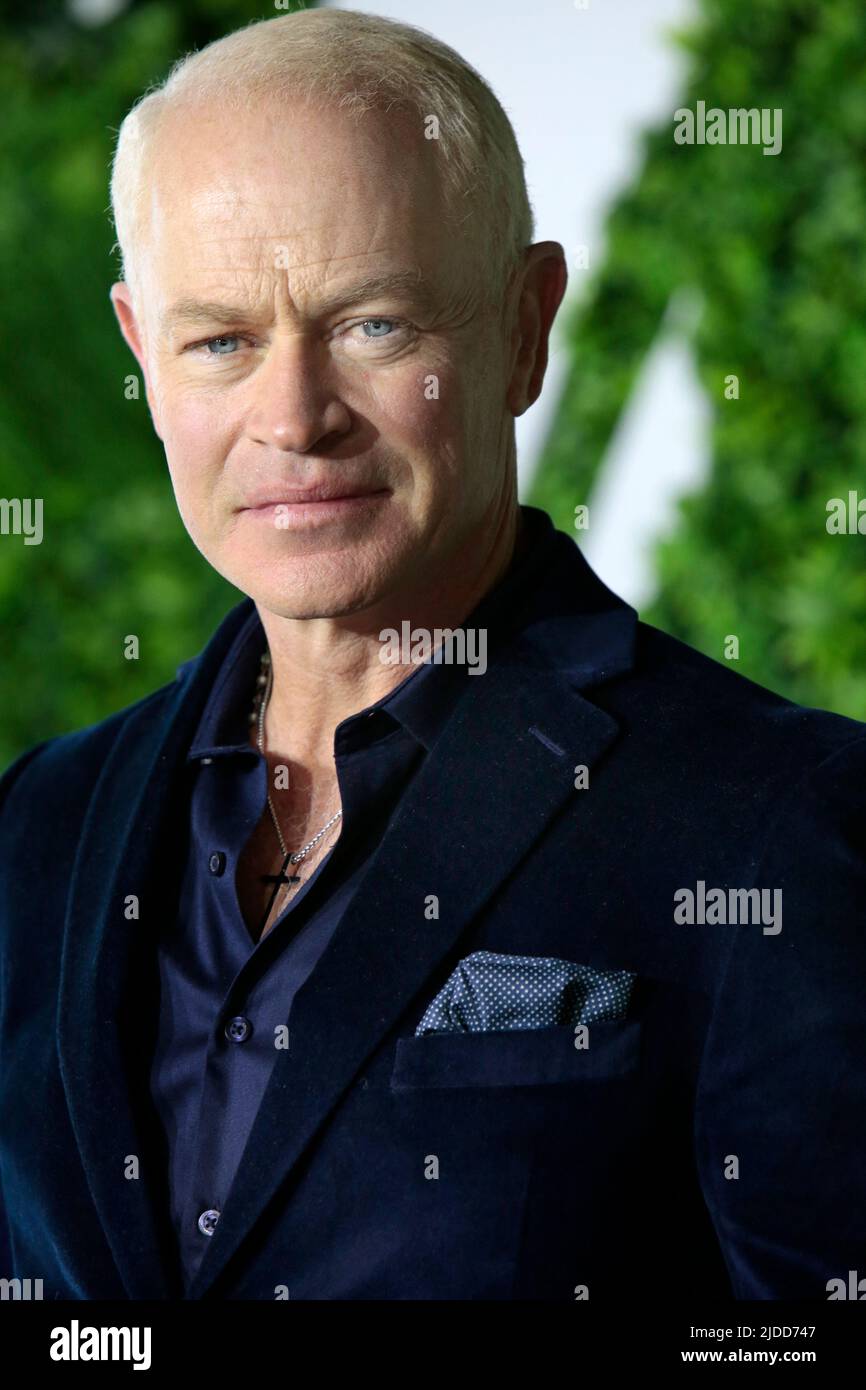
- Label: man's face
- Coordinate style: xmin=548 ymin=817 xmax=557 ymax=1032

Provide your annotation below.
xmin=112 ymin=99 xmax=520 ymax=620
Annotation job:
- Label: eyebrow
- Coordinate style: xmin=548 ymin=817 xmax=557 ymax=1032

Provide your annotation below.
xmin=160 ymin=269 xmax=433 ymax=336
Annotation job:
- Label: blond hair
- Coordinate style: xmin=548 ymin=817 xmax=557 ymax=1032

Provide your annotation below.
xmin=109 ymin=8 xmax=535 ymax=313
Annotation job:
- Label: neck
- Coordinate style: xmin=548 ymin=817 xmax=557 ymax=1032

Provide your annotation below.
xmin=256 ymin=505 xmax=523 ymax=767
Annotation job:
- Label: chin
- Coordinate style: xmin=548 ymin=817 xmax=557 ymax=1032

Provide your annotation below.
xmin=199 ymin=512 xmax=422 ymax=615
xmin=233 ymin=549 xmax=402 ymax=621
xmin=252 ymin=585 xmax=391 ymax=622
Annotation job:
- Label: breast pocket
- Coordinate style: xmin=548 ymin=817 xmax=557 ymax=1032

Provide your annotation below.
xmin=390 ymin=1018 xmax=642 ymax=1090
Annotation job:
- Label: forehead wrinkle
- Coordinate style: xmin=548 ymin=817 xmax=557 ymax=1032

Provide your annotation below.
xmin=182 ymin=195 xmax=404 ymax=243
xmin=157 ymin=265 xmax=436 ymax=336
xmin=174 ymin=244 xmax=426 ymax=299
xmin=164 ymin=266 xmax=427 ymax=298
xmin=185 ymin=239 xmax=415 ymax=270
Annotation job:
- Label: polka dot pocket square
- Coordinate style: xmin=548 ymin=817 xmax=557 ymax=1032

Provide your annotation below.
xmin=415 ymin=950 xmax=636 ymax=1036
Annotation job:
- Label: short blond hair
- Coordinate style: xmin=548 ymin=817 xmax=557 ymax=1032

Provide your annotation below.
xmin=109 ymin=8 xmax=535 ymax=314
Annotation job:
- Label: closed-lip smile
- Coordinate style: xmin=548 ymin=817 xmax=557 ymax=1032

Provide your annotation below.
xmin=240 ymin=484 xmax=389 ymax=509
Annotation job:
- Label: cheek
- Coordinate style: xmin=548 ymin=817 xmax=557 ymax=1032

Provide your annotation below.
xmin=159 ymin=391 xmax=234 ymax=516
xmin=368 ymin=363 xmax=473 ymax=495
xmin=368 ymin=362 xmax=457 ymax=433
xmin=405 ymin=335 xmax=506 ymax=466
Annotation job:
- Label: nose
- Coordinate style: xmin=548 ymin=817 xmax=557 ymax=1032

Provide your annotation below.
xmin=247 ymin=333 xmax=353 ymax=453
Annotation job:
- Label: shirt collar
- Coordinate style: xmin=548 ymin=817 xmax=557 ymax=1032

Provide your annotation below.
xmin=187 ymin=504 xmax=560 ymax=763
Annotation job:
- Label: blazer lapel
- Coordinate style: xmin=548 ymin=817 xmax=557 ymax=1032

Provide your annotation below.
xmin=56 ymin=599 xmax=255 ymax=1299
xmin=57 ymin=518 xmax=638 ymax=1303
xmin=188 ymin=573 xmax=637 ymax=1298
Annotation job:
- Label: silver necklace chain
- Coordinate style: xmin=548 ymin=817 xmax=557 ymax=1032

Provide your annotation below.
xmin=251 ymin=649 xmax=342 ymax=869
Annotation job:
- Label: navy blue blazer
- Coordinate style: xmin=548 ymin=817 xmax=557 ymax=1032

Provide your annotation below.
xmin=2 ymin=515 xmax=866 ymax=1301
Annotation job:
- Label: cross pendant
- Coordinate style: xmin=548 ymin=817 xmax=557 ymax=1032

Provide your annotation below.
xmin=261 ymin=868 xmax=301 ymax=886
xmin=262 ymin=847 xmax=301 ymax=889
xmin=255 ymin=851 xmax=302 ymax=942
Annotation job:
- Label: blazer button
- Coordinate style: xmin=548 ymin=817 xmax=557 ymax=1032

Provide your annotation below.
xmin=208 ymin=851 xmax=226 ymax=876
xmin=224 ymin=1015 xmax=252 ymax=1043
xmin=197 ymin=1209 xmax=220 ymax=1237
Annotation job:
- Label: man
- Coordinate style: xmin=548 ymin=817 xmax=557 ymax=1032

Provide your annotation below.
xmin=1 ymin=9 xmax=865 ymax=1302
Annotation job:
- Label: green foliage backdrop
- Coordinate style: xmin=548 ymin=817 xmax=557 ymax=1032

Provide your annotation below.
xmin=530 ymin=0 xmax=866 ymax=719
xmin=2 ymin=0 xmax=864 ymax=768
xmin=0 ymin=1 xmax=314 ymax=768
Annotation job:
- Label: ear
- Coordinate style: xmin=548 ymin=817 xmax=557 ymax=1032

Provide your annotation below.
xmin=504 ymin=242 xmax=569 ymax=418
xmin=109 ymin=282 xmax=164 ymax=440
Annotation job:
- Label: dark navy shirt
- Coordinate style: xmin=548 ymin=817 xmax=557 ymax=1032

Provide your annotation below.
xmin=149 ymin=505 xmax=557 ymax=1289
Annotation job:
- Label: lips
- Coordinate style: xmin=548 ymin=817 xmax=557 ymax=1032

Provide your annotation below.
xmin=240 ymin=484 xmax=388 ymax=509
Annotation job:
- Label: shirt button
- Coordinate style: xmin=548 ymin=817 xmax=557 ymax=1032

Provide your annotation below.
xmin=224 ymin=1015 xmax=252 ymax=1043
xmin=208 ymin=851 xmax=226 ymax=876
xmin=197 ymin=1208 xmax=220 ymax=1237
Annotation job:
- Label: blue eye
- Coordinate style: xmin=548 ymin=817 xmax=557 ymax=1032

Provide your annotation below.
xmin=361 ymin=319 xmax=396 ymax=338
xmin=204 ymin=336 xmax=240 ymax=355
